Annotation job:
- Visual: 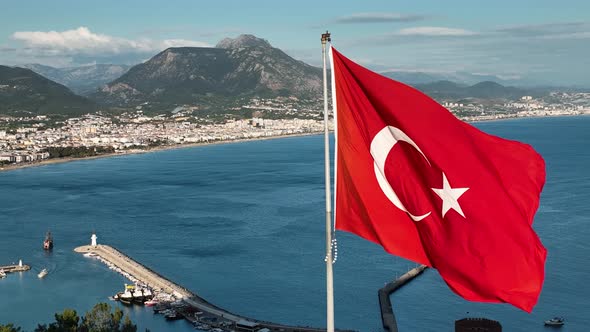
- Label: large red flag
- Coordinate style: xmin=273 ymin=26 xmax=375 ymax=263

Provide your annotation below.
xmin=331 ymin=47 xmax=546 ymax=312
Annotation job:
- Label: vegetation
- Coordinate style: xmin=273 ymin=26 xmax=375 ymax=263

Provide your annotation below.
xmin=0 ymin=324 xmax=22 ymax=332
xmin=2 ymin=303 xmax=139 ymax=332
xmin=46 ymin=146 xmax=115 ymax=159
xmin=0 ymin=66 xmax=97 ymax=117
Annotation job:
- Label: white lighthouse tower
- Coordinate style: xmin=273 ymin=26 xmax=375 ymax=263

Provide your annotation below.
xmin=91 ymin=233 xmax=97 ymax=247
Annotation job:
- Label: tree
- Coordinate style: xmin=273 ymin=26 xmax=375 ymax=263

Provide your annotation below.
xmin=80 ymin=303 xmax=121 ymax=332
xmin=120 ymin=316 xmax=137 ymax=332
xmin=2 ymin=303 xmax=138 ymax=332
xmin=49 ymin=309 xmax=79 ymax=332
xmin=0 ymin=324 xmax=21 ymax=332
xmin=34 ymin=324 xmax=48 ymax=332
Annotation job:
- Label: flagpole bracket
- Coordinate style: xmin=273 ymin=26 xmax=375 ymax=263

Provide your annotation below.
xmin=321 ymin=31 xmax=331 ymax=44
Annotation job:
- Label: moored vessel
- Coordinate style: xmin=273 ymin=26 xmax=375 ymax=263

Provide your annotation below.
xmin=0 ymin=269 xmax=6 ymax=279
xmin=116 ymin=290 xmax=134 ymax=305
xmin=144 ymin=298 xmax=158 ymax=307
xmin=164 ymin=309 xmax=182 ymax=320
xmin=113 ymin=283 xmax=154 ymax=305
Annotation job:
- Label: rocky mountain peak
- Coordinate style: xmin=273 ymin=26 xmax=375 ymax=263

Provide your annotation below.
xmin=216 ymin=34 xmax=272 ymax=49
xmin=91 ymin=34 xmax=323 ymax=107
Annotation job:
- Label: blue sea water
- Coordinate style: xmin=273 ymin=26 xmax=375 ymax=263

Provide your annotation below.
xmin=0 ymin=115 xmax=588 ymax=331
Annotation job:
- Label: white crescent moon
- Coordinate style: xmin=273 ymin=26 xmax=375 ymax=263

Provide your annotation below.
xmin=370 ymin=126 xmax=431 ymax=222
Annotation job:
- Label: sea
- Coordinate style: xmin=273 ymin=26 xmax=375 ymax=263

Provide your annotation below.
xmin=0 ymin=115 xmax=588 ymax=332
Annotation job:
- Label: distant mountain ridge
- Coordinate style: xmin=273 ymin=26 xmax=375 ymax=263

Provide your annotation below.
xmin=382 ymin=70 xmax=538 ymax=87
xmin=413 ymin=80 xmax=528 ymax=99
xmin=91 ymin=34 xmax=323 ymax=107
xmin=23 ymin=63 xmax=131 ymax=95
xmin=0 ymin=65 xmax=96 ymax=116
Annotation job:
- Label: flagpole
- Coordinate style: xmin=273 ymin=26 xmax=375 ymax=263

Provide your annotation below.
xmin=321 ymin=30 xmax=334 ymax=332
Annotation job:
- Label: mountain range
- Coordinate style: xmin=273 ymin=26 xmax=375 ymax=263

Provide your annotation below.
xmin=381 ymin=70 xmax=534 ymax=87
xmin=0 ymin=65 xmax=96 ymax=116
xmin=2 ymin=34 xmax=572 ymax=117
xmin=22 ymin=63 xmax=131 ymax=95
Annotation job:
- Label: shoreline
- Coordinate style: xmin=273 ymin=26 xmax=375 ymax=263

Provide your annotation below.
xmin=1 ymin=113 xmax=587 ymax=174
xmin=0 ymin=131 xmax=321 ymax=173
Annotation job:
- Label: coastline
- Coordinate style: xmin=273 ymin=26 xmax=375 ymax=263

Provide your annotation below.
xmin=0 ymin=131 xmax=321 ymax=173
xmin=1 ymin=113 xmax=587 ymax=174
xmin=465 ymin=112 xmax=589 ymax=124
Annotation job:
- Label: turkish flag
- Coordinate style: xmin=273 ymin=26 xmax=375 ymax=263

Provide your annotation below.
xmin=331 ymin=47 xmax=546 ymax=312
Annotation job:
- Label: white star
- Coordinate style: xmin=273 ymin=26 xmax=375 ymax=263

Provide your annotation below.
xmin=431 ymin=173 xmax=469 ymax=218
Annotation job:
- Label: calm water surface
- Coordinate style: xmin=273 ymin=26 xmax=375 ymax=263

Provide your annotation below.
xmin=0 ymin=116 xmax=588 ymax=331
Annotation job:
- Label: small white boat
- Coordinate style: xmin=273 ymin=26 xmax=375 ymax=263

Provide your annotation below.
xmin=144 ymin=299 xmax=159 ymax=307
xmin=0 ymin=269 xmax=6 ymax=279
xmin=37 ymin=268 xmax=48 ymax=279
xmin=544 ymin=317 xmax=564 ymax=326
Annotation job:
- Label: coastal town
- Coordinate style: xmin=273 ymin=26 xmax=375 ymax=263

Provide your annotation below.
xmin=1 ymin=92 xmax=589 ymax=167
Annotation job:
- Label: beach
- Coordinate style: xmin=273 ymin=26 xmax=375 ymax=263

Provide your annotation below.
xmin=0 ymin=131 xmax=322 ymax=173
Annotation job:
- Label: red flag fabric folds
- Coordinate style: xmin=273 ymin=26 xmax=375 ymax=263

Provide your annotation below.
xmin=331 ymin=47 xmax=546 ymax=312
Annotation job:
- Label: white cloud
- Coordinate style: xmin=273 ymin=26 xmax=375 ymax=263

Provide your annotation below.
xmin=160 ymin=39 xmax=211 ymax=48
xmin=11 ymin=27 xmax=211 ymax=55
xmin=334 ymin=13 xmax=426 ymax=24
xmin=396 ymin=26 xmax=478 ymax=37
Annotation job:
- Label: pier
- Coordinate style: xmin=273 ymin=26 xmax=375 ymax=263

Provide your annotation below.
xmin=0 ymin=262 xmax=31 ymax=274
xmin=75 ymin=244 xmax=354 ymax=332
xmin=378 ymin=265 xmax=428 ymax=332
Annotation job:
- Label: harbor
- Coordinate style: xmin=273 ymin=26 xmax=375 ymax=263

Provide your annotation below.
xmin=378 ymin=265 xmax=428 ymax=332
xmin=75 ymin=242 xmax=354 ymax=332
xmin=2 ymin=117 xmax=583 ymax=331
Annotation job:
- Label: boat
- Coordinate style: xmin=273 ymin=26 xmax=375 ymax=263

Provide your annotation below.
xmin=114 ymin=283 xmax=154 ymax=305
xmin=544 ymin=317 xmax=564 ymax=326
xmin=153 ymin=303 xmax=169 ymax=313
xmin=0 ymin=269 xmax=6 ymax=279
xmin=194 ymin=323 xmax=211 ymax=331
xmin=38 ymin=268 xmax=48 ymax=278
xmin=118 ymin=289 xmax=134 ymax=305
xmin=144 ymin=299 xmax=159 ymax=307
xmin=140 ymin=287 xmax=153 ymax=300
xmin=164 ymin=310 xmax=182 ymax=320
xmin=43 ymin=231 xmax=53 ymax=250
xmin=119 ymin=297 xmax=133 ymax=306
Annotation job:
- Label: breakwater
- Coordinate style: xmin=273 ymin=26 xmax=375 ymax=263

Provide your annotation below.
xmin=378 ymin=265 xmax=428 ymax=332
xmin=75 ymin=244 xmax=354 ymax=332
xmin=0 ymin=263 xmax=30 ymax=274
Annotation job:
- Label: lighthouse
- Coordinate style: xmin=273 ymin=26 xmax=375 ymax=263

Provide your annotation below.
xmin=91 ymin=233 xmax=97 ymax=247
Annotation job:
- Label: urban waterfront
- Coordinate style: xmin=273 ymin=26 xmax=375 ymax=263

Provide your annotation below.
xmin=0 ymin=116 xmax=588 ymax=331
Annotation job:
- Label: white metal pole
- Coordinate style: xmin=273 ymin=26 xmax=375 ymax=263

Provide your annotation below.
xmin=321 ymin=31 xmax=334 ymax=332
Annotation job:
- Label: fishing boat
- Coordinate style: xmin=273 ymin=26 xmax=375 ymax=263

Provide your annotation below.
xmin=116 ymin=290 xmax=134 ymax=305
xmin=114 ymin=283 xmax=154 ymax=305
xmin=38 ymin=268 xmax=48 ymax=278
xmin=119 ymin=297 xmax=133 ymax=306
xmin=139 ymin=287 xmax=153 ymax=300
xmin=544 ymin=317 xmax=564 ymax=327
xmin=43 ymin=231 xmax=53 ymax=250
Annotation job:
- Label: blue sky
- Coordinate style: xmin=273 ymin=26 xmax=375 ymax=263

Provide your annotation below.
xmin=1 ymin=0 xmax=589 ymax=86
